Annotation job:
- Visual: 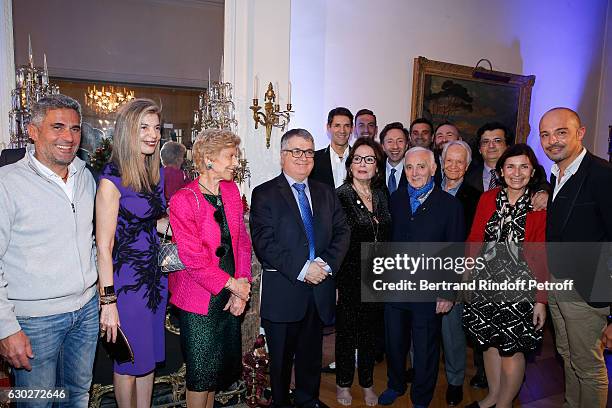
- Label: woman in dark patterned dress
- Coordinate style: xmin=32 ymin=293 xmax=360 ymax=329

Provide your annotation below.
xmin=463 ymin=144 xmax=549 ymax=408
xmin=96 ymin=99 xmax=167 ymax=407
xmin=335 ymin=138 xmax=391 ymax=406
xmin=168 ymin=128 xmax=252 ymax=408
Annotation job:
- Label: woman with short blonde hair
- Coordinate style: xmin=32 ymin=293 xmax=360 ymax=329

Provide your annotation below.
xmin=169 ymin=128 xmax=252 ymax=408
xmin=96 ymin=98 xmax=168 ymax=408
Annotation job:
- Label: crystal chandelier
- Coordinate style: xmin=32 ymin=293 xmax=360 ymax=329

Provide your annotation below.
xmin=85 ymin=85 xmax=135 ymax=115
xmin=8 ymin=36 xmax=60 ymax=148
xmin=191 ymin=62 xmax=238 ymax=141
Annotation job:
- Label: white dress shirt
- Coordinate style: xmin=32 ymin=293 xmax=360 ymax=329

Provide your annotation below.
xmin=29 ymin=148 xmax=77 ymax=202
xmin=551 ymin=147 xmax=587 ymax=201
xmin=330 ymin=145 xmax=350 ymax=188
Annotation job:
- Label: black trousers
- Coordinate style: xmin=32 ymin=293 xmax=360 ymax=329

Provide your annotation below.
xmin=384 ymin=303 xmax=441 ymax=407
xmin=262 ymin=294 xmax=323 ymax=408
xmin=335 ymin=302 xmax=382 ymax=387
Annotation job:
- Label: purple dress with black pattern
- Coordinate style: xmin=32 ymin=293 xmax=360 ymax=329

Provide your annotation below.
xmin=100 ymin=162 xmax=168 ymax=375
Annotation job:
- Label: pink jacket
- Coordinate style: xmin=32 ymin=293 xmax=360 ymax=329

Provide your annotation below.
xmin=168 ymin=179 xmax=252 ymax=315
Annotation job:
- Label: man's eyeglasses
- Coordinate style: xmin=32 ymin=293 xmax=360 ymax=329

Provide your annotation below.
xmin=480 ymin=138 xmax=504 ymax=146
xmin=282 ymin=149 xmax=315 ymax=158
xmin=352 ymin=155 xmax=376 ymax=164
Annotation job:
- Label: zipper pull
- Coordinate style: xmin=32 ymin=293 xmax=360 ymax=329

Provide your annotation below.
xmin=71 ymin=203 xmax=75 ymax=213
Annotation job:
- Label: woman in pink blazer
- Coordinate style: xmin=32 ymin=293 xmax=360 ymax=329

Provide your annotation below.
xmin=169 ymin=128 xmax=251 ymax=408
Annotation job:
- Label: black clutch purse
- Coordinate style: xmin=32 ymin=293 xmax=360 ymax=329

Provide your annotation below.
xmin=100 ymin=326 xmax=134 ymax=364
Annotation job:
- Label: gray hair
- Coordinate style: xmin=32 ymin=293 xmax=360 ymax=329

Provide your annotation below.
xmin=30 ymin=94 xmax=82 ymax=126
xmin=404 ymin=146 xmax=435 ymax=167
xmin=280 ymin=128 xmax=314 ymax=150
xmin=160 ymin=141 xmax=187 ymax=167
xmin=441 ymin=140 xmax=472 ymax=168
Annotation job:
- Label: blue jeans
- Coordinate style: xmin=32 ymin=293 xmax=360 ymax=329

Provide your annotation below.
xmin=13 ymin=294 xmax=99 ymax=408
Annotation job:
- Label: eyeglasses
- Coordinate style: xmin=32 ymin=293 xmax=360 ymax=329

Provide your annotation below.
xmin=282 ymin=149 xmax=315 ymax=158
xmin=480 ymin=138 xmax=504 ymax=146
xmin=352 ymin=155 xmax=376 ymax=164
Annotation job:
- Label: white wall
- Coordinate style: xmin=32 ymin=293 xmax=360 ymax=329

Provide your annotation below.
xmin=12 ymin=0 xmax=224 ymax=88
xmin=290 ymin=0 xmax=610 ymax=171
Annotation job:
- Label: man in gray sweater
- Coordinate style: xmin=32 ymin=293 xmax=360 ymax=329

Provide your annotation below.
xmin=0 ymin=94 xmax=99 ymax=407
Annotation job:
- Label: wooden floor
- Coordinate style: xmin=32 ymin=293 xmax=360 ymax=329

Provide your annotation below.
xmin=318 ymin=321 xmax=612 ymax=408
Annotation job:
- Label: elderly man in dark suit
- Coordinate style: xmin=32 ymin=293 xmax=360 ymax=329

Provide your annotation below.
xmin=379 ymin=147 xmax=465 ymax=408
xmin=438 ymin=140 xmax=481 ymax=406
xmin=540 ymin=107 xmax=612 ymax=408
xmin=310 ymin=107 xmax=353 ymax=189
xmin=250 ymin=128 xmax=350 ymax=408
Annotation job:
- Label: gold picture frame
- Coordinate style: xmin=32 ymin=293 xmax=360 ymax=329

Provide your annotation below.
xmin=410 ymin=56 xmax=535 ymax=144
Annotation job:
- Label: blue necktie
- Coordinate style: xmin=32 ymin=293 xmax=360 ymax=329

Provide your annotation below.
xmin=388 ymin=168 xmax=397 ymax=194
xmin=292 ymin=183 xmax=316 ymax=260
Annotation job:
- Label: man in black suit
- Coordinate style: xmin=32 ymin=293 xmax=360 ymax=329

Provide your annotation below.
xmin=540 ymin=107 xmax=612 ymax=408
xmin=310 ymin=107 xmax=353 ymax=189
xmin=250 ymin=128 xmax=351 ymax=408
xmin=380 ymin=122 xmax=409 ymax=195
xmin=464 ymin=122 xmax=512 ymax=193
xmin=379 ymin=147 xmax=465 ymax=408
xmin=0 ymin=148 xmax=26 ymax=167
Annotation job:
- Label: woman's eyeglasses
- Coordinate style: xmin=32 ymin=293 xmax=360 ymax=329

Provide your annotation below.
xmin=352 ymin=155 xmax=376 ymax=164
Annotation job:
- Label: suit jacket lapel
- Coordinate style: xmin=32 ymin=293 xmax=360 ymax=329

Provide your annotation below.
xmin=276 ymin=174 xmax=308 ymax=236
xmin=550 ymin=152 xmax=592 ymax=235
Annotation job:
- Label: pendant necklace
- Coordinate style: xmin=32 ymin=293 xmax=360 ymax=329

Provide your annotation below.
xmin=199 ymin=181 xmax=222 ymax=206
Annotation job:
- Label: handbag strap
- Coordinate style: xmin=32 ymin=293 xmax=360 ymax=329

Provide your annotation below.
xmin=162 ymin=187 xmax=201 ymax=240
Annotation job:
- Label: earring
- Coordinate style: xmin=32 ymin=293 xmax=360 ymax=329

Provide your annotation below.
xmin=206 ymin=162 xmax=213 ymax=170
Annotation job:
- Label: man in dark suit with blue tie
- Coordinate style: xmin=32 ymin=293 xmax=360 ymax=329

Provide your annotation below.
xmin=250 ymin=128 xmax=351 ymax=408
xmin=379 ymin=147 xmax=465 ymax=408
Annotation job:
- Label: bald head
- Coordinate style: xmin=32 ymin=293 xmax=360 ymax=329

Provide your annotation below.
xmin=539 ymin=107 xmax=585 ymax=169
xmin=540 ymin=107 xmax=582 ymax=128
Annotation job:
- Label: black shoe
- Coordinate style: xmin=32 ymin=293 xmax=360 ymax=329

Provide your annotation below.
xmin=321 ymin=362 xmax=336 ymax=374
xmin=470 ymin=372 xmax=488 ymax=389
xmin=446 ymin=384 xmax=463 ymax=406
xmin=405 ymin=367 xmax=415 ymax=383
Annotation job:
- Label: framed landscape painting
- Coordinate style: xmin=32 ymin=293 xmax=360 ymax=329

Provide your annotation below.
xmin=410 ymin=56 xmax=535 ymax=146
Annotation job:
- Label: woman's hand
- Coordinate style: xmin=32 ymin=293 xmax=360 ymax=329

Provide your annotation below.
xmin=99 ymin=303 xmax=121 ymax=343
xmin=229 ymin=277 xmax=251 ymax=301
xmin=533 ymin=302 xmax=546 ymax=330
xmin=223 ymin=295 xmax=247 ymax=316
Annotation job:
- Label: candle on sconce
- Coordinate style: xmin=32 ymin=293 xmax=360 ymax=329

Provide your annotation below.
xmin=208 ymin=68 xmax=212 ymax=93
xmin=219 ymin=55 xmax=224 ymax=83
xmin=254 ymin=75 xmax=259 ymax=99
xmin=288 ymin=81 xmax=292 ymax=105
xmin=241 ymin=147 xmax=246 ymax=160
xmin=275 ymin=82 xmax=280 ymax=103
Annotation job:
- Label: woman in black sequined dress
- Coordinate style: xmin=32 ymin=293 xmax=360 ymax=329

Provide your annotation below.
xmin=335 ymin=138 xmax=391 ymax=406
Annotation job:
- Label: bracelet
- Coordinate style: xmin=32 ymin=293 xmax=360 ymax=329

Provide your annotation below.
xmin=101 ymin=285 xmax=115 ymax=296
xmin=100 ymin=297 xmax=117 ymax=305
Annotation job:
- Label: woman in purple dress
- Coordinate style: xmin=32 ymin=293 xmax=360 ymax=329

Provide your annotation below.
xmin=96 ymin=98 xmax=167 ymax=407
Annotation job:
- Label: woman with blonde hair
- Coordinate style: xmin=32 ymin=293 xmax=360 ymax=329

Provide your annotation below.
xmin=169 ymin=128 xmax=251 ymax=408
xmin=96 ymin=98 xmax=167 ymax=407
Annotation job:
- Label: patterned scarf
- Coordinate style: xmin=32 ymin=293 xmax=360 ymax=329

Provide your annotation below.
xmin=407 ymin=177 xmax=434 ymax=214
xmin=484 ymin=188 xmax=532 ymax=243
